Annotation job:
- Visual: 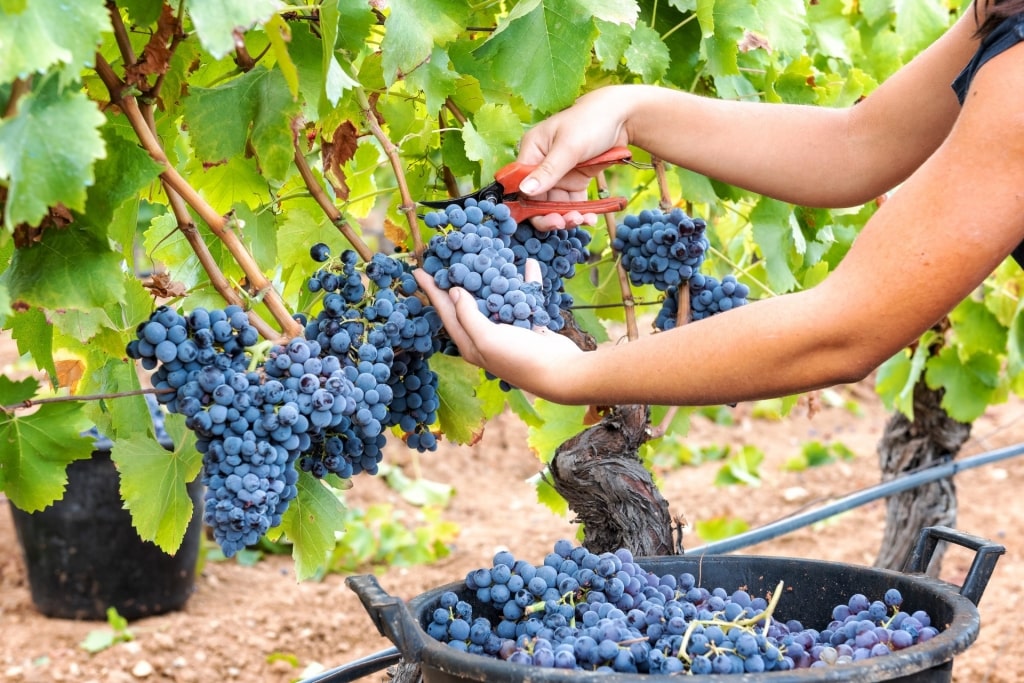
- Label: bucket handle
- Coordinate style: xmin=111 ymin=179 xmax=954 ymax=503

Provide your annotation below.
xmin=903 ymin=525 xmax=1005 ymax=606
xmin=345 ymin=574 xmax=429 ymax=664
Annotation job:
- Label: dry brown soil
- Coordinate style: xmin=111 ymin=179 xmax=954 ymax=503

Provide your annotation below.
xmin=1 ymin=364 xmax=1023 ymax=682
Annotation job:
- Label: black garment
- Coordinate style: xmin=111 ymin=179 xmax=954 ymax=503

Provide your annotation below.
xmin=952 ymin=12 xmax=1024 ymax=265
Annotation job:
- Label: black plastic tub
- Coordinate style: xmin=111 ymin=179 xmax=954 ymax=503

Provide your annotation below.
xmin=343 ymin=527 xmax=1003 ymax=683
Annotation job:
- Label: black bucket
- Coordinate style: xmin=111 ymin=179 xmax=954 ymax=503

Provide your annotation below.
xmin=344 ymin=527 xmax=1003 ymax=683
xmin=10 ymin=401 xmax=204 ymax=621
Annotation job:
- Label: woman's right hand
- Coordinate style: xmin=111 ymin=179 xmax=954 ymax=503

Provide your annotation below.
xmin=515 ymin=86 xmax=635 ymax=230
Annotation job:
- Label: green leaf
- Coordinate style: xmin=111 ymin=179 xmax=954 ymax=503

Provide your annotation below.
xmin=0 ymin=75 xmax=106 ymax=232
xmin=380 ymin=0 xmax=468 ymax=86
xmin=949 ymin=296 xmax=1007 ymax=358
xmin=0 ymin=401 xmax=94 ymax=512
xmin=462 ymin=103 xmax=522 ymax=181
xmin=380 ymin=464 xmax=454 ymax=507
xmin=0 ymin=0 xmax=109 ymax=85
xmin=624 ymin=23 xmax=670 ymax=82
xmin=433 ymin=354 xmax=486 ymax=445
xmin=695 ymin=516 xmax=749 ymax=542
xmin=264 ymin=14 xmax=300 ymax=100
xmin=278 ymin=472 xmax=347 ymax=581
xmin=183 ymin=66 xmax=299 ymax=183
xmin=757 ymin=0 xmax=807 ymax=57
xmin=404 ymin=46 xmax=461 ymax=114
xmin=572 ymin=0 xmax=638 ymax=25
xmin=184 ymin=0 xmax=281 ymax=59
xmin=526 ymin=400 xmax=588 ymax=464
xmin=593 ymin=20 xmax=633 ymax=69
xmin=84 ymin=124 xmax=164 ymax=230
xmin=475 ymin=0 xmax=597 ymax=114
xmin=925 ymin=346 xmax=1001 ymax=423
xmin=534 ymin=470 xmax=569 ymax=517
xmin=1 ymin=226 xmax=125 ymax=311
xmin=0 ymin=375 xmax=38 ymax=404
xmin=749 ymin=196 xmax=803 ymax=293
xmin=110 ymin=428 xmax=201 ymax=554
xmin=894 ymin=0 xmax=950 ymax=57
xmin=7 ymin=309 xmax=56 ymax=385
xmin=713 ymin=445 xmax=764 ymax=487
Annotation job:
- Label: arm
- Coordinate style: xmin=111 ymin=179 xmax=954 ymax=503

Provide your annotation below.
xmin=518 ymin=8 xmax=985 ymax=212
xmin=416 ymin=38 xmax=1024 ymax=407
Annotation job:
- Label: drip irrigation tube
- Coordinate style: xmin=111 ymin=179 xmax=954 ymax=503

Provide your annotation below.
xmin=684 ymin=440 xmax=1024 ymax=556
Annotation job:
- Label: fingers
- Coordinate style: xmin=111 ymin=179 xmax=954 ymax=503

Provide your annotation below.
xmin=524 ymin=258 xmax=542 ymax=284
xmin=412 ymin=269 xmax=487 ymax=364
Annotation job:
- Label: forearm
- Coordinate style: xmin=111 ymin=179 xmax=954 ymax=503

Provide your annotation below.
xmin=610 ymin=10 xmax=980 ymax=208
xmin=558 ymin=289 xmax=885 ymax=407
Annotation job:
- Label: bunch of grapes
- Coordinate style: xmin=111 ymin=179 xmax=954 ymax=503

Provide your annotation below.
xmin=421 ymin=198 xmax=595 ymax=336
xmin=126 ymin=243 xmax=447 ymax=556
xmin=612 ymin=208 xmax=709 ymax=291
xmin=422 ymin=200 xmax=550 ymax=333
xmin=425 ymin=541 xmax=940 ymax=675
xmin=655 ymin=273 xmax=751 ymax=331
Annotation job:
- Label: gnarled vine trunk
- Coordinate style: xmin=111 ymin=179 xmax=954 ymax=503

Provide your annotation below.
xmin=874 ymin=378 xmax=970 ymax=575
xmin=545 ymin=403 xmax=684 ymax=557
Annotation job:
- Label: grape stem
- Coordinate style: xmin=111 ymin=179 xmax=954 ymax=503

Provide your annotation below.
xmin=93 ymin=50 xmax=302 ymax=342
xmin=290 ymin=118 xmax=376 ymax=263
xmin=1 ymin=387 xmax=175 ymax=415
xmin=675 ymin=580 xmax=785 ymax=662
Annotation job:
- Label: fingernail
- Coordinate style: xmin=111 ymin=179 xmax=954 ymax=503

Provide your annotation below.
xmin=450 ymin=288 xmax=461 ymax=303
xmin=519 ymin=177 xmax=539 ymax=195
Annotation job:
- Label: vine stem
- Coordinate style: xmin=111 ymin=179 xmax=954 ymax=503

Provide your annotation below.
xmin=3 ymin=77 xmax=30 ymax=118
xmin=93 ymin=52 xmax=302 ymax=342
xmin=357 ymin=87 xmax=425 ymax=263
xmin=597 ymin=173 xmax=639 ymax=343
xmin=1 ymin=387 xmax=174 ymax=415
xmin=650 ymin=157 xmax=688 ymax=440
xmin=290 ymin=118 xmax=375 ymax=263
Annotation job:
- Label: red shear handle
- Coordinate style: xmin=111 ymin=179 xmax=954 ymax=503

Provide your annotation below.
xmin=494 ymin=146 xmax=632 ymax=194
xmin=505 ymin=196 xmax=628 ymax=223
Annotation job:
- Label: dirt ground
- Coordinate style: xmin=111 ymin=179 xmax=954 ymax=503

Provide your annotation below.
xmin=1 ymin=356 xmax=1023 ymax=682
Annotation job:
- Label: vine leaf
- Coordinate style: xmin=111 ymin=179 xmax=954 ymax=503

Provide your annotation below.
xmin=750 ymin=196 xmax=803 ymax=294
xmin=111 ymin=424 xmax=201 ymax=554
xmin=380 ymin=0 xmax=468 ymax=86
xmin=183 ymin=0 xmax=280 ymax=59
xmin=475 ymin=0 xmax=597 ymax=114
xmin=527 ymin=401 xmax=588 ymax=464
xmin=433 ymin=353 xmax=486 ymax=445
xmin=462 ymin=103 xmax=521 ymax=181
xmin=278 ymin=472 xmax=347 ymax=581
xmin=0 ymin=75 xmax=106 ymax=232
xmin=0 ymin=391 xmax=94 ymax=512
xmin=623 ymin=23 xmax=670 ymax=82
xmin=0 ymin=0 xmax=109 ymax=85
xmin=183 ymin=66 xmax=299 ymax=183
xmin=2 ymin=226 xmax=126 ymax=311
xmin=925 ymin=347 xmax=1001 ymax=423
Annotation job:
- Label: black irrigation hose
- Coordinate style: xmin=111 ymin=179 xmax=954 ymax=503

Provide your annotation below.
xmin=684 ymin=440 xmax=1024 ymax=557
xmin=303 ymin=441 xmax=1024 ymax=682
xmin=300 ymin=646 xmax=401 ymax=683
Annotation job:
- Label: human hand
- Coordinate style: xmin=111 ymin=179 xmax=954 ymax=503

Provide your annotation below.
xmin=412 ymin=259 xmax=585 ymax=402
xmin=516 ymin=87 xmax=633 ymax=231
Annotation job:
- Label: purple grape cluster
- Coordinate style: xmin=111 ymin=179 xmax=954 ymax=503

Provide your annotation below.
xmin=421 ymin=198 xmax=594 ymax=334
xmin=425 ymin=541 xmax=940 ymax=675
xmin=613 ymin=208 xmax=709 ymax=291
xmin=655 ymin=273 xmax=751 ymax=330
xmin=126 ymin=245 xmax=447 ymax=557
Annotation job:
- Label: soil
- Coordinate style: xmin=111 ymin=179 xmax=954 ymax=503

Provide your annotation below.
xmin=2 ymin=345 xmax=1023 ymax=682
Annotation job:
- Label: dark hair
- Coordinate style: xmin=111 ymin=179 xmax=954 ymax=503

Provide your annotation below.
xmin=977 ymin=0 xmax=1024 ymax=38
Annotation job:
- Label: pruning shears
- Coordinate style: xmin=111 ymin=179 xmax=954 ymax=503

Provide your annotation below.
xmin=420 ymin=146 xmax=634 ymax=223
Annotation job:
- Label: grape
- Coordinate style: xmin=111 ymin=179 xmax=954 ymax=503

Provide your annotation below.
xmin=310 ymin=242 xmax=331 ymax=262
xmin=423 ymin=540 xmax=942 ymax=675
